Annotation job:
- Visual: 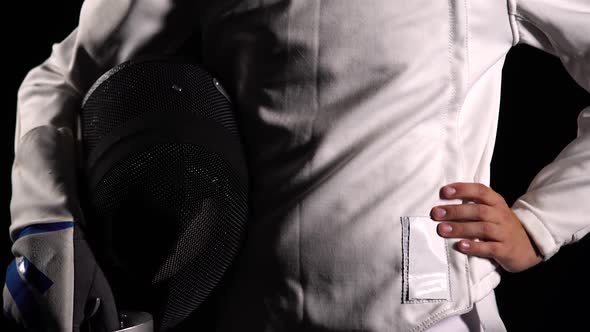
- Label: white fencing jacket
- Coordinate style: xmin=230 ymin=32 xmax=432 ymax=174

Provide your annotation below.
xmin=7 ymin=0 xmax=590 ymax=331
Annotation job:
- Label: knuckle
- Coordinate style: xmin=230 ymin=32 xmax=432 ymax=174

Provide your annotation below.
xmin=445 ymin=206 xmax=456 ymax=219
xmin=481 ymin=223 xmax=494 ymax=236
xmin=476 ymin=204 xmax=487 ymax=219
xmin=450 ymin=222 xmax=461 ymax=234
xmin=487 ymin=243 xmax=499 ymax=257
xmin=477 ymin=183 xmax=487 ymax=197
xmin=490 ymin=243 xmax=505 ymax=258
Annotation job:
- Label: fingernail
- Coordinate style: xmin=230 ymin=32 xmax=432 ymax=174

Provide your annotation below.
xmin=460 ymin=241 xmax=470 ymax=249
xmin=433 ymin=207 xmax=447 ymax=218
xmin=440 ymin=224 xmax=452 ymax=233
xmin=443 ymin=186 xmax=456 ymax=196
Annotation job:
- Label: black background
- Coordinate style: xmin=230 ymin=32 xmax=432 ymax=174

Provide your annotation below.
xmin=4 ymin=2 xmax=590 ymax=331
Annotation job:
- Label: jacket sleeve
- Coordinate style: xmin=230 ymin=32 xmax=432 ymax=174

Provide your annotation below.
xmin=12 ymin=0 xmax=201 ymax=237
xmin=507 ymin=0 xmax=590 ymax=260
xmin=6 ymin=1 xmax=200 ymax=330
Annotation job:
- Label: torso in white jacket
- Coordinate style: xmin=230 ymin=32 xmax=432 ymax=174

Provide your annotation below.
xmin=10 ymin=0 xmax=590 ymax=331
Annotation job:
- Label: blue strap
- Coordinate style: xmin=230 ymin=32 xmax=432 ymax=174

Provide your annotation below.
xmin=5 ymin=222 xmax=71 ymax=326
xmin=14 ymin=221 xmax=74 ymax=240
xmin=5 ymin=260 xmax=42 ymax=326
xmin=18 ymin=256 xmax=54 ymax=294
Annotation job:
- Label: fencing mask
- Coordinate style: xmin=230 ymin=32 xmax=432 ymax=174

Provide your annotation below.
xmin=78 ymin=57 xmax=248 ymax=331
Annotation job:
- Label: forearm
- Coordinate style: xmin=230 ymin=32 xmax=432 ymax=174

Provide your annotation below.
xmin=512 ymin=106 xmax=590 ymax=259
xmin=11 ymin=0 xmax=200 ymax=237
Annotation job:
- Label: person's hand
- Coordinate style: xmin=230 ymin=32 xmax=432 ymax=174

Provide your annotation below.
xmin=3 ymin=223 xmax=120 ymax=332
xmin=430 ymin=182 xmax=543 ymax=273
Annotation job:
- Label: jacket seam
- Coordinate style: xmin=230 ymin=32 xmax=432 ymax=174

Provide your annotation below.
xmin=411 ymin=297 xmax=474 ymax=332
xmin=456 ymin=0 xmax=469 ymax=184
xmin=464 ymin=0 xmax=470 ymax=89
xmin=462 ymin=0 xmax=468 ymax=174
xmin=430 ymin=3 xmax=473 ymax=332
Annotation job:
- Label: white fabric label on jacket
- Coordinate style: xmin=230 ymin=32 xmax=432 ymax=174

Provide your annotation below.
xmin=402 ymin=216 xmax=451 ymax=303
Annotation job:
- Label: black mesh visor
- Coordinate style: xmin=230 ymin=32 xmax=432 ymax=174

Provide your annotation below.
xmin=78 ymin=58 xmax=248 ymax=330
